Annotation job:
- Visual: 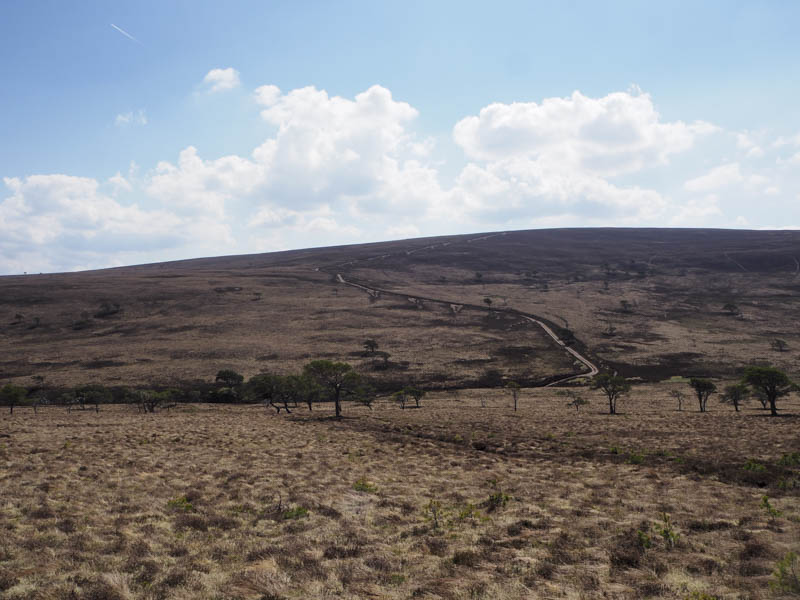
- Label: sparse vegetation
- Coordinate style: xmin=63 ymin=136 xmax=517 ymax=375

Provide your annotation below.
xmin=0 ymin=385 xmax=798 ymax=599
xmin=771 ymin=551 xmax=800 ymax=593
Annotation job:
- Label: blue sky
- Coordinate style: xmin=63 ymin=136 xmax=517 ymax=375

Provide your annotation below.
xmin=2 ymin=1 xmax=800 ymax=273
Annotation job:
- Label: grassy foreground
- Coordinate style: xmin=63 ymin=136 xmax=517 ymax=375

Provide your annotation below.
xmin=1 ymin=385 xmax=799 ymax=599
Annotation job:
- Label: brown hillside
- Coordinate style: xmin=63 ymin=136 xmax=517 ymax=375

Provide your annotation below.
xmin=2 ymin=228 xmax=799 ymax=388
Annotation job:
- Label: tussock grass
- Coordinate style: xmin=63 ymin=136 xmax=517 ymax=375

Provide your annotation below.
xmin=1 ymin=386 xmax=798 ymax=598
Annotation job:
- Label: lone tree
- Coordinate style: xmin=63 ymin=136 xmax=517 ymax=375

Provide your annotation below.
xmin=303 ymin=360 xmax=361 ymax=418
xmin=591 ymin=373 xmax=630 ymax=415
xmin=505 ymin=381 xmax=521 ymax=411
xmin=0 ymin=383 xmax=28 ymax=414
xmin=561 ymin=389 xmax=589 ymax=411
xmin=669 ymin=389 xmax=685 ymax=411
xmin=689 ymin=378 xmax=716 ymax=412
xmin=405 ymin=386 xmax=425 ymax=408
xmin=742 ymin=366 xmax=796 ymax=417
xmin=720 ymin=383 xmax=749 ymax=412
xmin=363 ymin=339 xmax=379 ymax=355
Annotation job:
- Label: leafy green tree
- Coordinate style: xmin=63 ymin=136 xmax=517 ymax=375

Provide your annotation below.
xmin=135 ymin=389 xmax=171 ymax=413
xmin=689 ymin=378 xmax=716 ymax=412
xmin=591 ymin=373 xmax=630 ymax=415
xmin=248 ymin=373 xmax=318 ymax=414
xmin=560 ymin=389 xmax=589 ymax=411
xmin=405 ymin=386 xmax=425 ymax=408
xmin=303 ymin=360 xmax=361 ymax=418
xmin=742 ymin=366 xmax=796 ymax=417
xmin=0 ymin=384 xmax=28 ymax=414
xmin=247 ymin=373 xmax=285 ymax=411
xmin=720 ymin=383 xmax=749 ymax=412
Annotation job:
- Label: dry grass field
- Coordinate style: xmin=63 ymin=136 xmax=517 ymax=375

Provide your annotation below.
xmin=1 ymin=386 xmax=799 ymax=599
xmin=2 ymin=228 xmax=800 ymax=598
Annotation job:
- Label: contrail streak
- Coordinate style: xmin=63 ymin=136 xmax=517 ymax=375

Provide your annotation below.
xmin=111 ymin=23 xmax=140 ymax=44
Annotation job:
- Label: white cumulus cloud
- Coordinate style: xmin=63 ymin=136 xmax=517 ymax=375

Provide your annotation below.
xmin=202 ymin=67 xmax=241 ymax=93
xmin=0 ymin=174 xmax=232 ymax=273
xmin=453 ymin=90 xmax=716 ymax=176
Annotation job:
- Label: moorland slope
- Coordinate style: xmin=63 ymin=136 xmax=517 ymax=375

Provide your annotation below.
xmin=2 ymin=228 xmax=799 ymax=389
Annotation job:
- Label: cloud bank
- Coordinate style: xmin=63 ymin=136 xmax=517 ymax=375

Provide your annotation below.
xmin=2 ymin=81 xmax=796 ymax=274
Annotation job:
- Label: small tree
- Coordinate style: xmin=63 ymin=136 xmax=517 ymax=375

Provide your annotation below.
xmin=689 ymin=378 xmax=716 ymax=412
xmin=669 ymin=389 xmax=685 ymax=411
xmin=742 ymin=366 xmax=795 ymax=417
xmin=303 ymin=360 xmax=361 ymax=418
xmin=0 ymin=384 xmax=28 ymax=414
xmin=353 ymin=381 xmax=377 ymax=410
xmin=393 ymin=389 xmax=408 ymax=409
xmin=619 ymin=300 xmax=632 ymax=313
xmin=135 ymin=389 xmax=168 ymax=413
xmin=720 ymin=383 xmax=749 ymax=412
xmin=394 ymin=386 xmax=425 ymax=409
xmin=506 ymin=381 xmax=520 ymax=411
xmin=591 ymin=373 xmax=630 ymax=415
xmin=561 ymin=389 xmax=589 ymax=411
xmin=771 ymin=339 xmax=789 ymax=353
xmin=405 ymin=386 xmax=425 ymax=408
xmin=363 ymin=339 xmax=378 ymax=355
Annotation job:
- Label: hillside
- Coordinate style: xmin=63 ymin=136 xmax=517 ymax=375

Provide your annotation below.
xmin=2 ymin=228 xmax=799 ymax=389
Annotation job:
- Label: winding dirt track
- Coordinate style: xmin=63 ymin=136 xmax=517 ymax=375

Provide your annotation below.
xmin=324 ymin=235 xmax=599 ymax=387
